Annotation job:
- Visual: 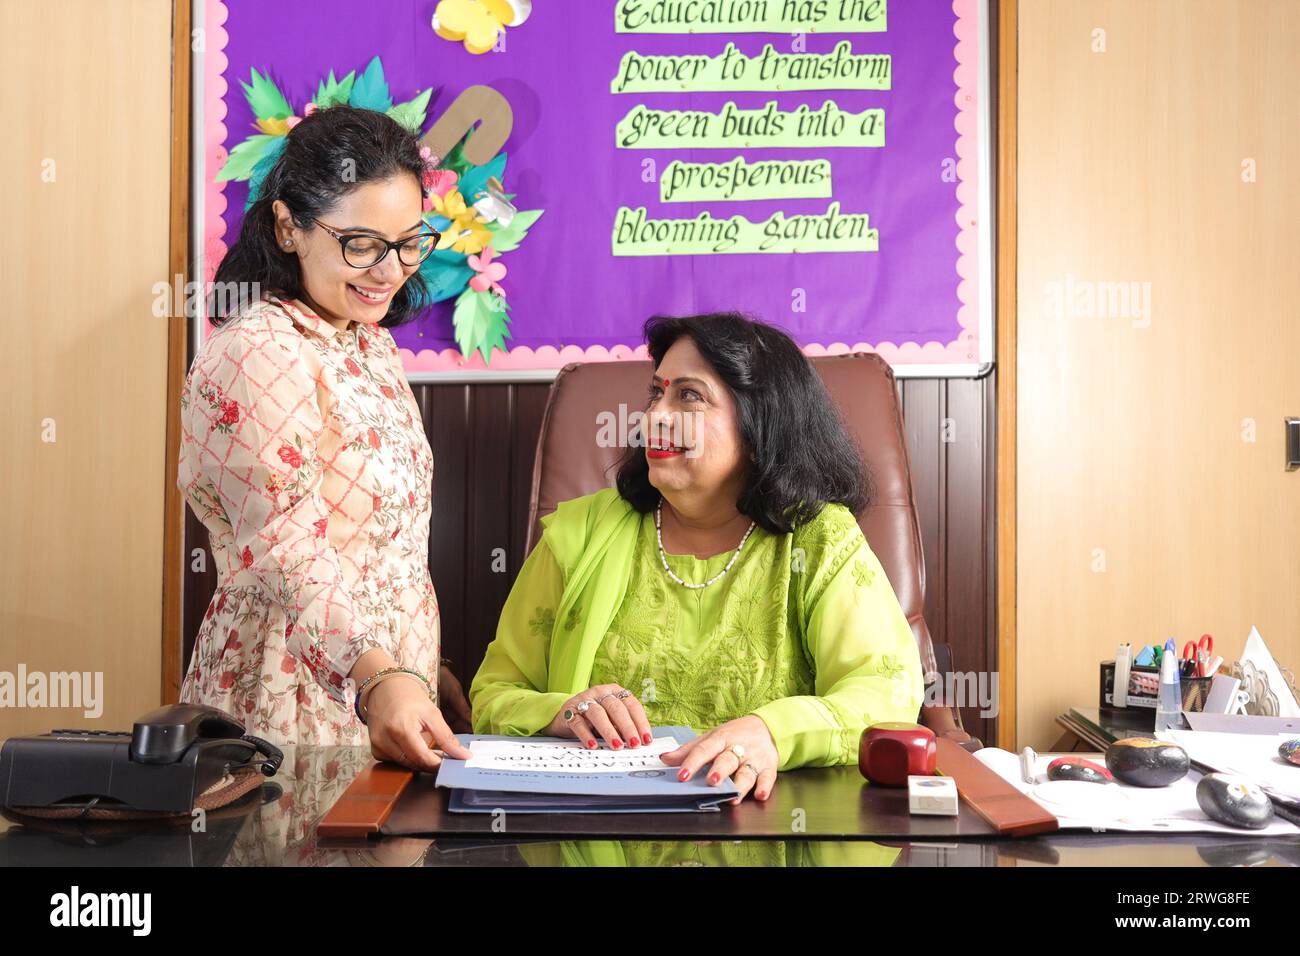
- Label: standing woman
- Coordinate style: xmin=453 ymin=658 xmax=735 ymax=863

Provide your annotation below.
xmin=178 ymin=106 xmax=472 ymax=770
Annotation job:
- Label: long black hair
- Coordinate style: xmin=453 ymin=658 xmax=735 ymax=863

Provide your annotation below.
xmin=615 ymin=313 xmax=871 ymax=534
xmin=210 ymin=105 xmax=429 ymax=327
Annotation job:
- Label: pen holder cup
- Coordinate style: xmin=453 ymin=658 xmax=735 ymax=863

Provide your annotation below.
xmin=1100 ymin=661 xmax=1213 ymax=714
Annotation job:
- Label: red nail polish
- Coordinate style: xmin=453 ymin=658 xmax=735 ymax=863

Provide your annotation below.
xmin=628 ymin=738 xmax=638 ymax=748
xmin=587 ymin=739 xmax=596 ymax=749
xmin=678 ymin=769 xmax=690 ymax=782
xmin=708 ymin=773 xmax=719 ymax=785
xmin=642 ymin=733 xmax=652 ymax=745
xmin=611 ymin=739 xmax=622 ymax=749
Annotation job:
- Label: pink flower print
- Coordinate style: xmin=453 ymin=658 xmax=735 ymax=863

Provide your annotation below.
xmin=380 ymin=385 xmax=395 ymax=400
xmin=345 ymin=357 xmax=362 ymax=376
xmin=278 ymin=443 xmax=304 ymax=469
xmin=467 ymin=246 xmax=507 ymax=297
xmin=312 ymin=517 xmax=328 ymax=538
xmin=241 ymin=546 xmax=254 ymax=569
xmin=408 ymin=491 xmax=415 ymax=508
xmin=368 ymin=428 xmax=381 ymax=450
xmin=281 ymin=654 xmax=298 ymax=674
xmin=219 ymin=398 xmax=241 ymax=427
xmin=219 ymin=671 xmax=236 ymax=689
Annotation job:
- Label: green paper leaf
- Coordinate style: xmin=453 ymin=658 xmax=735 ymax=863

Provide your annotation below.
xmin=413 ymin=256 xmax=474 ymax=305
xmin=485 ymin=209 xmax=543 ymax=253
xmin=216 ymin=134 xmax=278 ymax=183
xmin=314 ymin=70 xmax=356 ymax=109
xmin=452 ymin=289 xmax=511 ymax=363
xmin=349 ymin=56 xmax=392 ymax=111
xmin=458 ymin=153 xmax=507 ymax=204
xmin=386 ymin=88 xmax=433 ymax=134
xmin=241 ymin=68 xmax=293 ymax=120
xmin=245 ymin=136 xmax=287 ymax=208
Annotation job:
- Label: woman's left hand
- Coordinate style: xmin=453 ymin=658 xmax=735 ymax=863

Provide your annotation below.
xmin=438 ymin=664 xmax=473 ymax=734
xmin=659 ymin=715 xmax=779 ymax=805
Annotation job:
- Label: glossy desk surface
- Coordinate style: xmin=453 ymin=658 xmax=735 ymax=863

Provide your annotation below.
xmin=2 ymin=745 xmax=1298 ymax=867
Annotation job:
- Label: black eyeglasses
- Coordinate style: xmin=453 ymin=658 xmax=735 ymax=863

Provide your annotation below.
xmin=311 ymin=218 xmax=441 ymax=269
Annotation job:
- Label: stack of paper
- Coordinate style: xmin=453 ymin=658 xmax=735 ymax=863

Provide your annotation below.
xmin=435 ymin=726 xmax=739 ymax=813
xmin=973 ymin=747 xmax=1300 ymax=836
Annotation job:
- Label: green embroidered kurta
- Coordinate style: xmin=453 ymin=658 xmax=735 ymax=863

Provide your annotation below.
xmin=469 ymin=489 xmax=924 ymax=771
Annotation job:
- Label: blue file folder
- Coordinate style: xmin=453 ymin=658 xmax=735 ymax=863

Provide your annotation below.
xmin=436 ymin=726 xmax=740 ymax=813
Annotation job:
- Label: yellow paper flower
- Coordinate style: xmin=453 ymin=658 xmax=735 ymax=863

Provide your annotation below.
xmin=256 ymin=116 xmax=292 ymax=136
xmin=430 ymin=188 xmax=471 ymax=222
xmin=430 ymin=189 xmax=492 ymax=255
xmin=432 ymin=0 xmax=529 ymax=55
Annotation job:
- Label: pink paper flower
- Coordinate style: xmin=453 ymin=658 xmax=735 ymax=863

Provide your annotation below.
xmin=424 ymin=168 xmax=458 ymax=198
xmin=467 ymin=246 xmax=507 ymax=298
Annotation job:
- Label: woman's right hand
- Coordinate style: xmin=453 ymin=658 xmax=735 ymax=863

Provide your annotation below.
xmin=364 ymin=675 xmax=472 ymax=772
xmin=542 ymin=684 xmax=654 ymax=751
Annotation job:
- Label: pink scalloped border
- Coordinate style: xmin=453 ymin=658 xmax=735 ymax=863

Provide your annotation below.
xmin=204 ymin=0 xmax=231 ymax=287
xmin=204 ymin=0 xmax=981 ymax=371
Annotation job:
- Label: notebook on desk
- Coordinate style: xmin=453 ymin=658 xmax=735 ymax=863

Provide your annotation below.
xmin=435 ymin=726 xmax=740 ymax=813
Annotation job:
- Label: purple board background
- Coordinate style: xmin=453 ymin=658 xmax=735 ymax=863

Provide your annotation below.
xmin=214 ymin=0 xmax=975 ymax=368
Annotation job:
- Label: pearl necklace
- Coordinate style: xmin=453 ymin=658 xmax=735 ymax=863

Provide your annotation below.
xmin=655 ymin=502 xmax=756 ymax=590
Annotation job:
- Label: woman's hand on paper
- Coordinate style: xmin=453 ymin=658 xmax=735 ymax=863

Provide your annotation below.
xmin=366 ymin=675 xmax=472 ymax=772
xmin=542 ymin=684 xmax=654 ymax=751
xmin=659 ymin=715 xmax=779 ymax=805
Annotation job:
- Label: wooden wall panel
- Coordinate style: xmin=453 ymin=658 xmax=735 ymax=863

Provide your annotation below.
xmin=1015 ymin=0 xmax=1300 ymax=749
xmin=1 ymin=0 xmax=174 ymax=737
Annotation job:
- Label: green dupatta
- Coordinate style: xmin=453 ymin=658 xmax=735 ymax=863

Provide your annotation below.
xmin=540 ymin=488 xmax=641 ymax=695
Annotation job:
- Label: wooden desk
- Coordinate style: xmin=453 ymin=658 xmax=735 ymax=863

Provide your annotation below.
xmin=3 ymin=745 xmax=1298 ymax=867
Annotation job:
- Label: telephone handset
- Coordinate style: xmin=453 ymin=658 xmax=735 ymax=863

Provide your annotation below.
xmin=0 ymin=703 xmax=283 ymax=815
xmin=130 ymin=703 xmax=258 ymax=764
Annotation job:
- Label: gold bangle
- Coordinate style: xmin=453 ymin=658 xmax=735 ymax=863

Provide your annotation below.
xmin=358 ymin=668 xmax=430 ymax=720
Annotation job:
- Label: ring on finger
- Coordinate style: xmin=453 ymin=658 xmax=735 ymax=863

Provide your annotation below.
xmin=741 ymin=762 xmax=760 ymax=777
xmin=615 ymin=689 xmax=632 ymax=699
xmin=575 ymin=699 xmax=593 ymax=714
xmin=563 ymin=707 xmax=578 ymax=722
xmin=729 ymin=743 xmax=746 ymax=761
xmin=596 ymin=693 xmax=617 ymax=704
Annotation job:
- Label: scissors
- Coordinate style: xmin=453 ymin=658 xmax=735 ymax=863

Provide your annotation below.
xmin=1182 ymin=633 xmax=1213 ymax=678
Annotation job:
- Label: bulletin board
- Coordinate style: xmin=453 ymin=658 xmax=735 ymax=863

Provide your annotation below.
xmin=196 ymin=0 xmax=992 ymax=379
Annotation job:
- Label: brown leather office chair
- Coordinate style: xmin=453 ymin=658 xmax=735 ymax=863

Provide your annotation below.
xmin=524 ymin=352 xmax=981 ymax=751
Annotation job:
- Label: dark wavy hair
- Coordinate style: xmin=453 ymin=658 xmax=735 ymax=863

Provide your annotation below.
xmin=210 ymin=105 xmax=429 ymax=327
xmin=615 ymin=313 xmax=871 ymax=534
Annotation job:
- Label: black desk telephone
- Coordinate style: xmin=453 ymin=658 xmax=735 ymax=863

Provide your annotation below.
xmin=0 ymin=704 xmax=283 ymax=815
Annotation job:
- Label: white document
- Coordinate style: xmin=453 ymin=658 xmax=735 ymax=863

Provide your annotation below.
xmin=465 ymin=735 xmax=680 ymax=773
xmin=1159 ymin=728 xmax=1300 ymax=802
xmin=973 ymin=747 xmax=1300 ymax=836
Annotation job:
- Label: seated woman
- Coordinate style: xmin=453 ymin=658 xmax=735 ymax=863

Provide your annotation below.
xmin=469 ymin=313 xmax=925 ymax=804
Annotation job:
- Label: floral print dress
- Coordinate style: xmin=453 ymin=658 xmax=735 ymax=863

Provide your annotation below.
xmin=178 ymin=295 xmax=438 ymax=746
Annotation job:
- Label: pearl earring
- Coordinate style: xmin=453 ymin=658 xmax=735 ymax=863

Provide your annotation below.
xmin=283 ymin=240 xmax=292 ymax=248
